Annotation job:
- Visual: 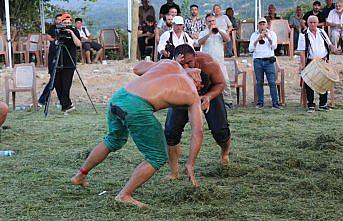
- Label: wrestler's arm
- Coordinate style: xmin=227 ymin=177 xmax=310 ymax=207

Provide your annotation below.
xmin=201 ymin=61 xmax=225 ymax=100
xmin=186 ymin=94 xmax=203 ymax=186
xmin=133 ymin=61 xmax=157 ymax=76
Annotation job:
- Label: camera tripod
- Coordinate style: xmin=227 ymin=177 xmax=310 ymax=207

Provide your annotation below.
xmin=44 ymin=40 xmax=98 ymax=117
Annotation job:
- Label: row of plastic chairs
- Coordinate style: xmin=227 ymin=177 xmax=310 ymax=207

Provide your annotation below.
xmin=0 ymin=28 xmax=124 ymax=67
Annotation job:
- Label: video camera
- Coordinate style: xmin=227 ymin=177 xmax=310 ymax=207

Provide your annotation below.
xmin=164 ymin=40 xmax=175 ymax=59
xmin=55 ymin=24 xmax=73 ymax=41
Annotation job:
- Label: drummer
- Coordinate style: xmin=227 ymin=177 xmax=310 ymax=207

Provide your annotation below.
xmin=298 ymin=15 xmax=341 ymax=113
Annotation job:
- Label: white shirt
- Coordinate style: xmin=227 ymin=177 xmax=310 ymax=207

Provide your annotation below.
xmin=77 ymin=27 xmax=91 ymax=40
xmin=157 ymin=30 xmax=194 ymax=53
xmin=199 ymin=28 xmax=225 ymax=62
xmin=215 ymin=15 xmax=232 ymax=31
xmin=326 ymin=10 xmax=343 ymax=31
xmin=248 ymin=29 xmax=277 ymax=58
xmin=297 ymin=28 xmax=332 ymax=59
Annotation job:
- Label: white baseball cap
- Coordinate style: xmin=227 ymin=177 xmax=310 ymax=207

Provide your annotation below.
xmin=258 ymin=17 xmax=267 ymax=24
xmin=173 ymin=16 xmax=184 ymax=25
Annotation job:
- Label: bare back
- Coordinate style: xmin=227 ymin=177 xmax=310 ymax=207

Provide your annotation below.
xmin=126 ymin=60 xmax=199 ymax=110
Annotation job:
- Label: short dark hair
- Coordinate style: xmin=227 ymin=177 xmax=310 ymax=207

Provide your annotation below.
xmin=55 ymin=14 xmax=62 ymax=19
xmin=190 ymin=4 xmax=198 ymax=9
xmin=75 ymin=17 xmax=83 ymax=23
xmin=313 ymin=1 xmax=321 ymax=6
xmin=146 ymin=15 xmax=155 ymax=23
xmin=174 ymin=44 xmax=195 ymax=58
xmin=226 ymin=7 xmax=233 ymax=12
xmin=205 ymin=13 xmax=215 ymax=20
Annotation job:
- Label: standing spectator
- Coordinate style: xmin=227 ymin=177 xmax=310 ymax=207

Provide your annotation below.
xmin=157 ymin=16 xmax=193 ymax=59
xmin=225 ymin=7 xmax=238 ymax=57
xmin=139 ymin=0 xmax=155 ymax=25
xmin=138 ymin=15 xmax=156 ymax=60
xmin=298 ymin=15 xmax=341 ymax=113
xmin=184 ymin=4 xmax=205 ymax=50
xmin=265 ymin=4 xmax=281 ymax=24
xmin=75 ymin=18 xmax=103 ymax=64
xmin=199 ymin=14 xmax=231 ymax=108
xmin=159 ymin=0 xmax=181 ymax=18
xmin=156 ymin=7 xmax=177 ymax=41
xmin=289 ymin=6 xmax=304 ymax=50
xmin=213 ymin=4 xmax=232 ymax=33
xmin=326 ymin=1 xmax=343 ymax=48
xmin=323 ymin=0 xmax=336 ymax=19
xmin=39 ymin=13 xmax=63 ymax=106
xmin=303 ymin=1 xmax=326 ymax=28
xmin=39 ymin=13 xmax=81 ymax=113
xmin=249 ymin=17 xmax=282 ymax=110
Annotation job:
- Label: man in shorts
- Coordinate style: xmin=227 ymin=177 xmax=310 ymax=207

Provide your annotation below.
xmin=71 ymin=59 xmax=203 ymax=208
xmin=165 ymin=44 xmax=231 ymax=183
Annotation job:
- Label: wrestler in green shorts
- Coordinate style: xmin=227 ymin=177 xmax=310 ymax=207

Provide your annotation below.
xmin=103 ymin=88 xmax=167 ymax=170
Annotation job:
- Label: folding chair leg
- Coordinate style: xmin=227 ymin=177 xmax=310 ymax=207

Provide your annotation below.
xmin=300 ymin=85 xmax=307 ymax=107
xmin=12 ymin=92 xmax=16 ymax=110
xmin=236 ymin=88 xmax=240 ymax=105
xmin=277 ymin=85 xmax=281 ymax=103
xmin=32 ymin=89 xmax=38 ymax=111
xmin=329 ymin=86 xmax=335 ymax=108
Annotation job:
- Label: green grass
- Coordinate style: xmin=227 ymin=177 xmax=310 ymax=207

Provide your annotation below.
xmin=0 ymin=103 xmax=342 ymax=220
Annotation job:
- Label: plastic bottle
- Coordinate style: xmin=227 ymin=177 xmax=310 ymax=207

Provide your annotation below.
xmin=0 ymin=150 xmax=16 ymax=156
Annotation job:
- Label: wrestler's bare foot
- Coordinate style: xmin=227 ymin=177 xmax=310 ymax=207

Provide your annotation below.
xmin=164 ymin=173 xmax=179 ymax=181
xmin=71 ymin=172 xmax=89 ymax=188
xmin=115 ymin=194 xmax=148 ymax=208
xmin=184 ymin=164 xmax=199 ymax=188
xmin=220 ymin=152 xmax=229 ymax=166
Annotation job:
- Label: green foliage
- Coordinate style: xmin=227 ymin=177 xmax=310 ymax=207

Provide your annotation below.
xmin=0 ymin=103 xmax=342 ymax=220
xmin=181 ymin=0 xmax=190 ymax=18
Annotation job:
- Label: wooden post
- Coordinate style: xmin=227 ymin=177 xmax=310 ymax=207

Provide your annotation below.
xmin=130 ymin=0 xmax=139 ymax=61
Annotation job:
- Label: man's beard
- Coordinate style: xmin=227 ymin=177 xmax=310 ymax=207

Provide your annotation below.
xmin=166 ymin=23 xmax=173 ymax=27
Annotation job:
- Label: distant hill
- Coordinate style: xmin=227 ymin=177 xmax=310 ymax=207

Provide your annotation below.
xmin=51 ymin=0 xmax=315 ymax=34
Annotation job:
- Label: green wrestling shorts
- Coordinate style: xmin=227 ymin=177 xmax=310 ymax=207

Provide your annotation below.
xmin=103 ymin=88 xmax=167 ymax=170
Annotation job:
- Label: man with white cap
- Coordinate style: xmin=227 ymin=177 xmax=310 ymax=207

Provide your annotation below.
xmin=157 ymin=16 xmax=193 ymax=59
xmin=249 ymin=17 xmax=282 ymax=110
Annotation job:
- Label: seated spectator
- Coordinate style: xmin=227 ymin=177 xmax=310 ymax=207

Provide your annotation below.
xmin=138 ymin=15 xmax=156 ymax=60
xmin=265 ymin=4 xmax=281 ymax=25
xmin=184 ymin=4 xmax=205 ymax=50
xmin=139 ymin=0 xmax=155 ymax=25
xmin=265 ymin=4 xmax=283 ymax=56
xmin=225 ymin=7 xmax=238 ymax=57
xmin=289 ymin=6 xmax=304 ymax=50
xmin=75 ymin=17 xmax=103 ymax=64
xmin=326 ymin=2 xmax=343 ymax=48
xmin=159 ymin=0 xmax=181 ymax=19
xmin=303 ymin=1 xmax=326 ymax=29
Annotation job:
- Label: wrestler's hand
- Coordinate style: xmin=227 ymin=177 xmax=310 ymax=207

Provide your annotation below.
xmin=200 ymin=95 xmax=210 ymax=113
xmin=175 ymin=54 xmax=184 ymax=63
xmin=185 ymin=68 xmax=201 ymax=85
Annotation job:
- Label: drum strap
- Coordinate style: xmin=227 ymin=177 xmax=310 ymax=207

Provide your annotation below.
xmin=304 ymin=29 xmax=330 ymax=62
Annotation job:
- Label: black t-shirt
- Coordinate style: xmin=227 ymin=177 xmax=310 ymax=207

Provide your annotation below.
xmin=47 ymin=26 xmax=81 ymax=72
xmin=159 ymin=2 xmax=181 ymax=16
xmin=322 ymin=3 xmax=335 ymax=18
xmin=303 ymin=11 xmax=326 ymax=27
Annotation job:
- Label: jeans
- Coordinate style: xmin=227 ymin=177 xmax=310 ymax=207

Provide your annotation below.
xmin=253 ymin=58 xmax=279 ymax=105
xmin=226 ymin=40 xmax=233 ymax=57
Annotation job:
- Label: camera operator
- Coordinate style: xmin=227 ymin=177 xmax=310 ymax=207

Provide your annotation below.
xmin=38 ymin=13 xmax=62 ymax=106
xmin=198 ymin=13 xmax=232 ymax=109
xmin=248 ymin=17 xmax=282 ymax=110
xmin=39 ymin=13 xmax=81 ymax=113
xmin=157 ymin=16 xmax=193 ymax=59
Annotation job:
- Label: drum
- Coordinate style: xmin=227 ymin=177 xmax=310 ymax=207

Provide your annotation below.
xmin=301 ymin=57 xmax=340 ymax=94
